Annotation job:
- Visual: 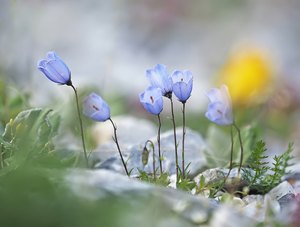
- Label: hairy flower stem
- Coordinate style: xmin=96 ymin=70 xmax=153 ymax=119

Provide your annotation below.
xmin=169 ymin=97 xmax=179 ymax=182
xmin=157 ymin=114 xmax=163 ymax=174
xmin=233 ymin=123 xmax=244 ymax=175
xmin=70 ymin=84 xmax=89 ymax=167
xmin=225 ymin=125 xmax=234 ymax=183
xmin=182 ymin=102 xmax=186 ymax=179
xmin=144 ymin=140 xmax=156 ymax=180
xmin=109 ymin=118 xmax=129 ymax=176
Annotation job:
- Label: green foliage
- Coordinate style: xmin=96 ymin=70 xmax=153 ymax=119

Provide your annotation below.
xmin=0 ymin=107 xmax=186 ymax=227
xmin=0 ymin=165 xmax=182 ymax=227
xmin=0 ymin=108 xmax=64 ymax=172
xmin=263 ymin=143 xmax=293 ymax=190
xmin=177 ymin=178 xmax=196 ymax=191
xmin=242 ymin=140 xmax=269 ymax=187
xmin=176 ymin=163 xmax=197 ymax=192
xmin=195 ymin=174 xmax=225 ymax=198
xmin=138 ymin=169 xmax=170 ymax=187
xmin=0 ymin=80 xmax=295 ymax=226
xmin=205 ymin=125 xmax=256 ymax=168
xmin=0 ymin=79 xmax=29 ymax=131
xmin=155 ymin=172 xmax=171 ymax=187
xmin=242 ymin=141 xmax=293 ymax=194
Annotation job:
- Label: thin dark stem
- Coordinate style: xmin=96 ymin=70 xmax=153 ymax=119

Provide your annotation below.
xmin=225 ymin=125 xmax=234 ymax=183
xmin=109 ymin=118 xmax=129 ymax=176
xmin=0 ymin=144 xmax=4 ymax=169
xmin=157 ymin=114 xmax=163 ymax=175
xmin=182 ymin=102 xmax=186 ymax=179
xmin=144 ymin=140 xmax=156 ymax=180
xmin=153 ymin=142 xmax=156 ymax=181
xmin=169 ymin=97 xmax=179 ymax=182
xmin=233 ymin=122 xmax=244 ymax=175
xmin=70 ymin=84 xmax=89 ymax=167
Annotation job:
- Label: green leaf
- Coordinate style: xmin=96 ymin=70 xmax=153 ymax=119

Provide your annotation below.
xmin=205 ymin=124 xmax=255 ymax=168
xmin=199 ymin=175 xmax=206 ymax=188
xmin=242 ymin=141 xmax=294 ymax=194
xmin=205 ymin=125 xmax=230 ymax=167
xmin=0 ymin=108 xmax=61 ymax=170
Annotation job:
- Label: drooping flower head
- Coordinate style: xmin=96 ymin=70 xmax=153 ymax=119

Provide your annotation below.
xmin=37 ymin=51 xmax=72 ymax=85
xmin=171 ymin=70 xmax=193 ymax=103
xmin=146 ymin=64 xmax=173 ymax=97
xmin=205 ymin=85 xmax=233 ymax=125
xmin=83 ymin=93 xmax=110 ymax=122
xmin=139 ymin=86 xmax=163 ymax=115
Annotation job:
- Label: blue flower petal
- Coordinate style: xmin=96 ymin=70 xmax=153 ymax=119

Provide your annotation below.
xmin=139 ymin=86 xmax=163 ymax=115
xmin=205 ymin=85 xmax=233 ymax=126
xmin=37 ymin=51 xmax=71 ymax=85
xmin=146 ymin=64 xmax=172 ymax=96
xmin=83 ymin=93 xmax=111 ymax=122
xmin=171 ymin=70 xmax=193 ymax=102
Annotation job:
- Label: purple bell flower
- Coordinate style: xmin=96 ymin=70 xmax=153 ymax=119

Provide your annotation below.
xmin=171 ymin=70 xmax=193 ymax=103
xmin=83 ymin=93 xmax=110 ymax=122
xmin=139 ymin=86 xmax=164 ymax=115
xmin=37 ymin=51 xmax=72 ymax=85
xmin=205 ymin=85 xmax=233 ymax=125
xmin=146 ymin=64 xmax=173 ymax=97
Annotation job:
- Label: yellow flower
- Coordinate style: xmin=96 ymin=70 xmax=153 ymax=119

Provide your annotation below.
xmin=217 ymin=46 xmax=274 ymax=106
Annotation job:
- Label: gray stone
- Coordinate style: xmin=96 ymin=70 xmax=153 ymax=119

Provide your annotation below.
xmin=90 ymin=116 xmax=156 ymax=163
xmin=268 ymin=181 xmax=295 ymax=201
xmin=284 ymin=172 xmax=300 ymax=181
xmin=194 ymin=168 xmax=246 ymax=184
xmin=65 ymin=169 xmax=216 ymax=226
xmin=194 ymin=167 xmax=250 ymax=191
xmin=242 ymin=194 xmax=264 ymax=205
xmin=94 ymin=128 xmax=207 ymax=177
xmin=242 ymin=195 xmax=280 ymax=223
xmin=210 ymin=205 xmax=256 ymax=227
xmin=194 ymin=168 xmax=227 ymax=185
xmin=277 ymin=193 xmax=296 ymax=209
xmin=283 ymin=172 xmax=300 ymax=194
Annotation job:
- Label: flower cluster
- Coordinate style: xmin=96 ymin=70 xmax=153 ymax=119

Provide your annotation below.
xmin=37 ymin=51 xmax=128 ymax=175
xmin=37 ymin=51 xmax=243 ymax=180
xmin=140 ymin=64 xmax=193 ymax=114
xmin=139 ymin=64 xmax=194 ymax=180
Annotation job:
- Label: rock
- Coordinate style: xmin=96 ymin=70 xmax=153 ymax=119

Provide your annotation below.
xmin=284 ymin=172 xmax=300 ymax=182
xmin=194 ymin=168 xmax=250 ymax=193
xmin=243 ymin=201 xmax=264 ymax=222
xmin=277 ymin=193 xmax=296 ymax=208
xmin=291 ymin=196 xmax=300 ymax=227
xmin=242 ymin=195 xmax=280 ymax=222
xmin=90 ymin=115 xmax=156 ymax=163
xmin=139 ymin=127 xmax=207 ymax=176
xmin=242 ymin=195 xmax=264 ymax=205
xmin=194 ymin=168 xmax=249 ymax=184
xmin=268 ymin=181 xmax=295 ymax=201
xmin=194 ymin=168 xmax=226 ymax=185
xmin=168 ymin=174 xmax=177 ymax=189
xmin=94 ymin=156 xmax=130 ymax=175
xmin=65 ymin=169 xmax=217 ymax=226
xmin=210 ymin=205 xmax=256 ymax=227
xmin=284 ymin=172 xmax=300 ymax=194
xmin=94 ymin=128 xmax=207 ymax=177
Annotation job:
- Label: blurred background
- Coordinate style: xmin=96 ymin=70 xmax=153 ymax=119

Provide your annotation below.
xmin=1 ymin=0 xmax=300 ymax=156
